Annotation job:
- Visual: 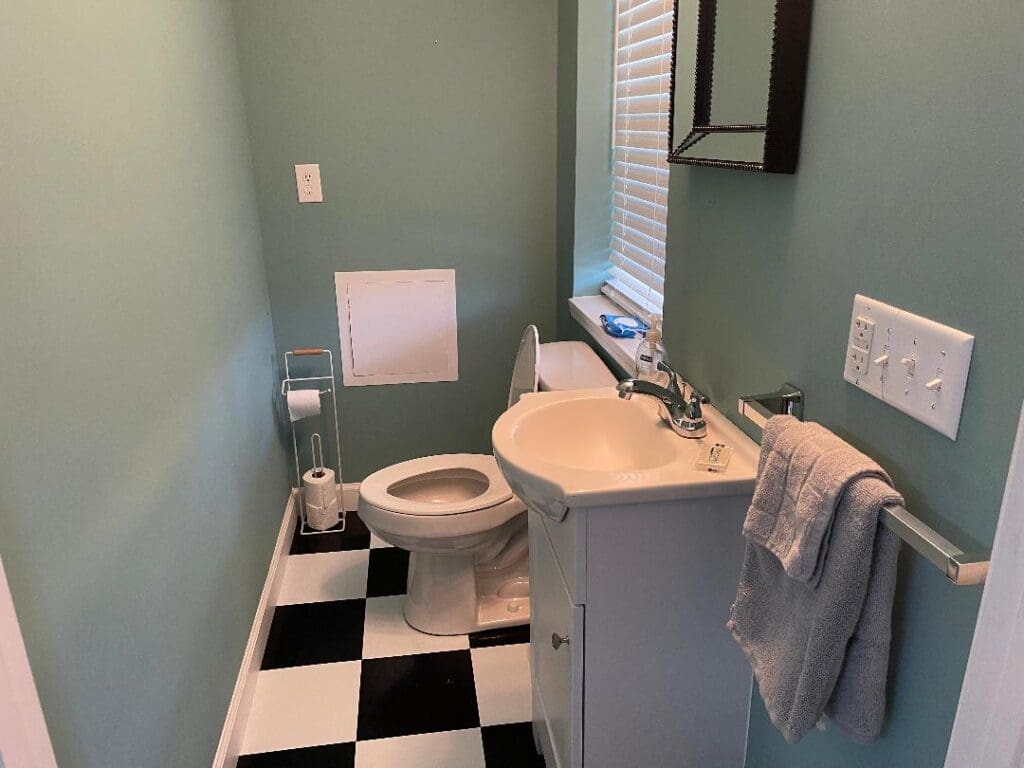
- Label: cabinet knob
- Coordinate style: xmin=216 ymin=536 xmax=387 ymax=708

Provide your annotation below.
xmin=551 ymin=633 xmax=571 ymax=651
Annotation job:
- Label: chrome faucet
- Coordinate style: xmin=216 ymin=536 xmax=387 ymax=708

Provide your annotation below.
xmin=616 ymin=361 xmax=708 ymax=439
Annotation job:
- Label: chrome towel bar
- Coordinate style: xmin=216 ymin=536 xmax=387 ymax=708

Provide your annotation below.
xmin=738 ymin=386 xmax=989 ymax=587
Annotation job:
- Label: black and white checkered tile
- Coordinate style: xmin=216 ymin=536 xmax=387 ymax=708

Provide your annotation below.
xmin=237 ymin=512 xmax=543 ymax=768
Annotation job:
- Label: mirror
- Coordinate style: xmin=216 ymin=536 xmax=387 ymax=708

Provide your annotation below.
xmin=669 ymin=0 xmax=813 ymax=173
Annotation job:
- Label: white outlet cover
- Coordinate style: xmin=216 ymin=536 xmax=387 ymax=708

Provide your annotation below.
xmin=844 ymin=294 xmax=974 ymax=440
xmin=294 ymin=163 xmax=323 ymax=203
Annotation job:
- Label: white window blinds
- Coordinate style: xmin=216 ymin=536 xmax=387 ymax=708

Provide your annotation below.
xmin=606 ymin=0 xmax=674 ymax=316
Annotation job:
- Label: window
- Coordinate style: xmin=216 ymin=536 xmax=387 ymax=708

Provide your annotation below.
xmin=605 ymin=0 xmax=674 ymax=316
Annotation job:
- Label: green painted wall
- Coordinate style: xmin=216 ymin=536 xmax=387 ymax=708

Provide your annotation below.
xmin=662 ymin=3 xmax=1024 ymax=766
xmin=231 ymin=0 xmax=558 ymax=481
xmin=0 ymin=3 xmax=288 ymax=766
xmin=556 ymin=0 xmax=580 ymax=339
xmin=571 ymin=0 xmax=616 ymax=302
xmin=556 ymin=0 xmax=618 ymax=353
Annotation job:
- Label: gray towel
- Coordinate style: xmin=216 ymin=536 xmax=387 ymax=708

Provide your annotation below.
xmin=728 ymin=416 xmax=904 ymax=744
xmin=743 ymin=416 xmax=896 ymax=586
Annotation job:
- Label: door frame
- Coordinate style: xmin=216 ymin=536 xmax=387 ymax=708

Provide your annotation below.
xmin=945 ymin=402 xmax=1024 ymax=767
xmin=0 ymin=553 xmax=58 ymax=768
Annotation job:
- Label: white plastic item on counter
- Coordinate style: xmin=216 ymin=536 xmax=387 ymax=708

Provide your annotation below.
xmin=635 ymin=314 xmax=669 ymax=387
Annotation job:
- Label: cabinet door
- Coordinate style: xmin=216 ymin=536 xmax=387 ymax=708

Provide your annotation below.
xmin=529 ymin=515 xmax=584 ymax=768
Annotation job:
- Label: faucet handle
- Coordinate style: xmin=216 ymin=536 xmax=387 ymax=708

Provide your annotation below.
xmin=685 ymin=391 xmax=704 ymax=418
xmin=657 ymin=360 xmax=683 ymax=397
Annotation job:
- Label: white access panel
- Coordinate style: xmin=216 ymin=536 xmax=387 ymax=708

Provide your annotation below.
xmin=335 ymin=269 xmax=458 ymax=386
xmin=843 ymin=294 xmax=974 ymax=440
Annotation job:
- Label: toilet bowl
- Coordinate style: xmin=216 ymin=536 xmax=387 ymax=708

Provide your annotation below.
xmin=357 ymin=327 xmax=617 ymax=635
xmin=359 ymin=454 xmax=529 ymax=635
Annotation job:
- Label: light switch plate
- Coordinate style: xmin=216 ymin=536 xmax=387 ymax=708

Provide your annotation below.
xmin=294 ymin=163 xmax=323 ymax=203
xmin=844 ymin=294 xmax=974 ymax=440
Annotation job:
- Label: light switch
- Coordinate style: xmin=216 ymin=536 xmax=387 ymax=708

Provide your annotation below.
xmin=294 ymin=163 xmax=323 ymax=203
xmin=844 ymin=295 xmax=974 ymax=440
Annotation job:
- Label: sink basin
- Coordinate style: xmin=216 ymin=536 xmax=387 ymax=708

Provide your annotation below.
xmin=491 ymin=387 xmax=759 ymax=520
xmin=511 ymin=396 xmax=678 ymax=472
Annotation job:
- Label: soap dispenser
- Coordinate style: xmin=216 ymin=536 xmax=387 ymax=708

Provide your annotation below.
xmin=635 ymin=314 xmax=670 ymax=387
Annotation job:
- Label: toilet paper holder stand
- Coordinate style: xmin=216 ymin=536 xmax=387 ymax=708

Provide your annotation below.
xmin=281 ymin=348 xmax=345 ymax=536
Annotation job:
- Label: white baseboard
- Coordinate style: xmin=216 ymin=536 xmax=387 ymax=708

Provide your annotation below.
xmin=341 ymin=482 xmax=360 ymax=512
xmin=212 ymin=492 xmax=298 ymax=768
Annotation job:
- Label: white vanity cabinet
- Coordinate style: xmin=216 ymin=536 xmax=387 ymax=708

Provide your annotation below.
xmin=528 ymin=496 xmax=753 ymax=768
xmin=529 ymin=516 xmax=584 ymax=768
xmin=490 ymin=388 xmax=761 ymax=767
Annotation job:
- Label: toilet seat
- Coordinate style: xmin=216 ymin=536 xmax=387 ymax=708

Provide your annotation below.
xmin=359 ymin=453 xmax=514 ymax=517
xmin=359 ymin=453 xmax=526 ymax=546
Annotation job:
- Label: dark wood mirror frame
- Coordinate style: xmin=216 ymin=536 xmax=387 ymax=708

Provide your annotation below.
xmin=668 ymin=0 xmax=813 ymax=173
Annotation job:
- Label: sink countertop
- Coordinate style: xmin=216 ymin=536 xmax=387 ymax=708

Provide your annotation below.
xmin=491 ymin=387 xmax=760 ymax=520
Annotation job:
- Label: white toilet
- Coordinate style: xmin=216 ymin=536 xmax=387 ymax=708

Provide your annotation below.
xmin=358 ymin=327 xmax=617 ymax=635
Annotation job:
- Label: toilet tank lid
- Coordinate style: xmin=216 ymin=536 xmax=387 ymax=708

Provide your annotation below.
xmin=538 ymin=341 xmax=618 ymax=391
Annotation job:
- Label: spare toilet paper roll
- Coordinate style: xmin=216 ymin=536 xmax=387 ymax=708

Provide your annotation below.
xmin=306 ymin=497 xmax=340 ymax=531
xmin=287 ymin=389 xmax=322 ymax=422
xmin=303 ymin=505 xmax=339 ymax=536
xmin=303 ymin=467 xmax=340 ymax=531
xmin=302 ymin=467 xmax=338 ymax=509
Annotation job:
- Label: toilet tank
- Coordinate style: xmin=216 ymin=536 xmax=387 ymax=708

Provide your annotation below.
xmin=537 ymin=342 xmax=617 ymax=392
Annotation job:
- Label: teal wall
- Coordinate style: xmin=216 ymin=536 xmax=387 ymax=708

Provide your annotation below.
xmin=556 ymin=0 xmax=618 ymax=351
xmin=570 ymin=0 xmax=616 ymax=302
xmin=0 ymin=3 xmax=288 ymax=766
xmin=662 ymin=3 xmax=1024 ymax=766
xmin=231 ymin=0 xmax=558 ymax=481
xmin=556 ymin=0 xmax=579 ymax=339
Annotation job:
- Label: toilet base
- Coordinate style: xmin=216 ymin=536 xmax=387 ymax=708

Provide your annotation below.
xmin=403 ymin=550 xmax=530 ymax=636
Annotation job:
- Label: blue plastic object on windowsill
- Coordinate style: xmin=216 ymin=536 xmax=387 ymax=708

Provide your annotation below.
xmin=600 ymin=313 xmax=650 ymax=339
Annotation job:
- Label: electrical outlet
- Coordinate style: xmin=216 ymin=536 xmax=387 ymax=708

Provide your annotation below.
xmin=852 ymin=316 xmax=875 ymax=351
xmin=294 ymin=163 xmax=323 ymax=203
xmin=844 ymin=295 xmax=897 ymax=398
xmin=848 ymin=347 xmax=869 ymax=375
xmin=844 ymin=295 xmax=974 ymax=440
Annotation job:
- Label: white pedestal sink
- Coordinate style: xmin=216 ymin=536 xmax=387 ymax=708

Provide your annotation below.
xmin=491 ymin=387 xmax=760 ymax=768
xmin=493 ymin=387 xmax=759 ymax=518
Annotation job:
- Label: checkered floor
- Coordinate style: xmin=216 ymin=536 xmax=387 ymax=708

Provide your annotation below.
xmin=236 ymin=511 xmax=543 ymax=768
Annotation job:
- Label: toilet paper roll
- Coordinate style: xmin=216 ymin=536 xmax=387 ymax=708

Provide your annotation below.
xmin=303 ymin=467 xmax=338 ymax=507
xmin=287 ymin=389 xmax=322 ymax=422
xmin=305 ymin=497 xmax=341 ymax=531
xmin=303 ymin=468 xmax=340 ymax=531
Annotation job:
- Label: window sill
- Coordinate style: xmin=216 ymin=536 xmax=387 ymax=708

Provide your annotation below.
xmin=567 ymin=294 xmax=639 ymax=377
